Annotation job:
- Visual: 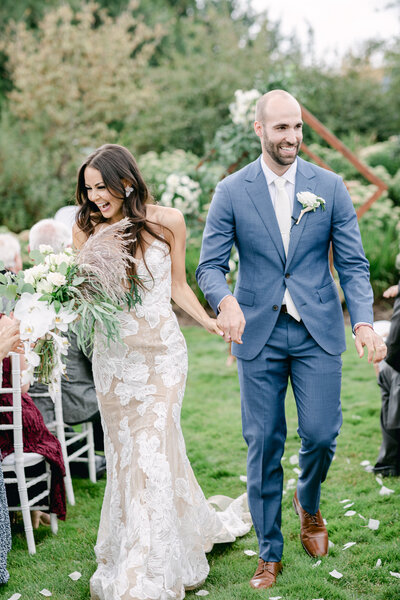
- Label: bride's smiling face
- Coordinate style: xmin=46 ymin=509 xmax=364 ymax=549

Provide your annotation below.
xmin=84 ymin=166 xmax=124 ymax=223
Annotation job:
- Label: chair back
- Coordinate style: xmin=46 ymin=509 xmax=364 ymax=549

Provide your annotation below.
xmin=0 ymin=353 xmax=23 ymax=464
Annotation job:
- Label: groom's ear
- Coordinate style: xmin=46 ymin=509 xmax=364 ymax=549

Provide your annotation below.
xmin=254 ymin=121 xmax=262 ymax=140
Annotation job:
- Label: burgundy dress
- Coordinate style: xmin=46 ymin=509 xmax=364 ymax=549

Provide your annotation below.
xmin=0 ymin=357 xmax=66 ymax=520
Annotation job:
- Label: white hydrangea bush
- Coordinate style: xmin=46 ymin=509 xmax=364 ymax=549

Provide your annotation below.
xmin=229 ymin=89 xmax=261 ymax=126
xmin=159 ymin=173 xmax=202 ymax=216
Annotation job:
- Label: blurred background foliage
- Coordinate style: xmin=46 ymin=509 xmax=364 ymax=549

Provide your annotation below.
xmin=0 ymin=0 xmax=399 ymax=300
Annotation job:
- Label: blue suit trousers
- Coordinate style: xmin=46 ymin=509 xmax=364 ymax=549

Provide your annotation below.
xmin=237 ymin=312 xmax=342 ymax=562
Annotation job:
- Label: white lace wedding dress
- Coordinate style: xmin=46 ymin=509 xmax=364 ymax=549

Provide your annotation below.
xmin=90 ymin=239 xmax=252 ymax=600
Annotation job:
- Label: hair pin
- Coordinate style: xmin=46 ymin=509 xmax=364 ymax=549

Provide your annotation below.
xmin=125 ymin=185 xmax=133 ymax=197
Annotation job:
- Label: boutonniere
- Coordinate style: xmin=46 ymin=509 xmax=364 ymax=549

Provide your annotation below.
xmin=296 ymin=191 xmax=326 ymax=224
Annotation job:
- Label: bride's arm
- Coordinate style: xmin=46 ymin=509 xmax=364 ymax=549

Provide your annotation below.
xmin=164 ymin=209 xmax=223 ymax=336
xmin=72 ymin=223 xmax=88 ymax=250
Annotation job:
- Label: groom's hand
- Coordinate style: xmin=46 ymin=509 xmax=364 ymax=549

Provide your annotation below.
xmin=354 ymin=325 xmax=387 ymax=364
xmin=217 ymin=295 xmax=246 ymax=344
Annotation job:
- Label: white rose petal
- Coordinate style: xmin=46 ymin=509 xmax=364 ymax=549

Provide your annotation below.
xmin=328 ymin=540 xmax=335 ymax=549
xmin=368 ymin=519 xmax=380 ymax=530
xmin=343 ymin=503 xmax=354 ymax=509
xmin=343 ymin=542 xmax=356 ymax=550
xmin=8 ymin=594 xmax=22 ymax=600
xmin=379 ymin=485 xmax=394 ymax=496
xmin=329 ymin=569 xmax=343 ymax=579
xmin=346 ymin=458 xmax=351 ymax=464
xmin=47 ymin=271 xmax=66 ymax=287
xmin=239 ymin=475 xmax=247 ymax=483
xmin=339 ymin=499 xmax=351 ymax=503
xmin=195 ymin=591 xmax=209 ymax=596
xmin=390 ymin=571 xmax=400 ymax=578
xmin=39 ymin=590 xmax=52 ymax=597
xmin=289 ymin=454 xmax=299 ymax=465
xmin=344 ymin=510 xmax=356 ymax=516
xmin=323 ymin=518 xmax=328 ymax=525
xmin=244 ymin=549 xmax=257 ymax=556
xmin=312 ymin=560 xmax=322 ymax=568
xmin=358 ymin=513 xmax=366 ymax=520
xmin=69 ymin=571 xmax=82 ymax=581
xmin=269 ymin=597 xmax=282 ymax=600
xmin=375 ymin=476 xmax=383 ymax=486
xmin=360 ymin=460 xmax=370 ymax=466
xmin=375 ymin=559 xmax=382 ymax=568
xmin=364 ymin=465 xmax=374 ymax=472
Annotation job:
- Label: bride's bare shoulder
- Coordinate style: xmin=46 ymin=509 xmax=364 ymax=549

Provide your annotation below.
xmin=146 ymin=204 xmax=185 ymax=232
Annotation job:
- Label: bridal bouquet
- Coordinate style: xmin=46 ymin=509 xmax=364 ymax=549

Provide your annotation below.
xmin=0 ymin=219 xmax=138 ymax=396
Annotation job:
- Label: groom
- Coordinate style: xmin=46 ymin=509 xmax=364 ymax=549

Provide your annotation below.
xmin=196 ymin=90 xmax=386 ymax=589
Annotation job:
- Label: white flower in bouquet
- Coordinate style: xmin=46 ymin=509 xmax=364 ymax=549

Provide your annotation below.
xmin=14 ymin=293 xmax=57 ymax=341
xmin=229 ymin=89 xmax=261 ymax=126
xmin=39 ymin=244 xmax=55 ymax=254
xmin=23 ymin=263 xmax=49 ymax=285
xmin=47 ymin=271 xmax=67 ymax=287
xmin=36 ymin=278 xmax=54 ymax=294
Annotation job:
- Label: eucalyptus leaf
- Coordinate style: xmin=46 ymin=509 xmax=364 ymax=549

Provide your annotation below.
xmin=21 ymin=283 xmax=36 ymax=294
xmin=2 ymin=284 xmax=17 ymax=300
xmin=58 ymin=262 xmax=68 ymax=275
xmin=29 ymin=249 xmax=45 ymax=264
xmin=72 ymin=276 xmax=86 ymax=286
xmin=0 ymin=273 xmax=7 ymax=284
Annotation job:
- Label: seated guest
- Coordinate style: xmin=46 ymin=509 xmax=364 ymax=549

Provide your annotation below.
xmin=373 ymin=283 xmax=400 ymax=477
xmin=0 ymin=233 xmax=22 ymax=274
xmin=28 ymin=219 xmax=106 ymax=478
xmin=0 ymin=314 xmax=66 ymax=522
xmin=0 ymin=318 xmax=21 ymax=585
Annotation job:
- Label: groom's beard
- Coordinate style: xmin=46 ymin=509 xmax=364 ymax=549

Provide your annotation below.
xmin=262 ymin=135 xmax=301 ymax=167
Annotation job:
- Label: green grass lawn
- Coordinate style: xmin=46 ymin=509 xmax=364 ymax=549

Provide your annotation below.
xmin=2 ymin=326 xmax=400 ymax=600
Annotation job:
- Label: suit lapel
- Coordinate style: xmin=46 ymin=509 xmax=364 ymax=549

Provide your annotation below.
xmin=286 ymin=159 xmax=317 ymax=268
xmin=245 ymin=160 xmax=286 ymax=265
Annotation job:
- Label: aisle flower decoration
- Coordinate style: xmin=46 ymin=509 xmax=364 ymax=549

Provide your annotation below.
xmin=0 ymin=219 xmax=139 ymax=397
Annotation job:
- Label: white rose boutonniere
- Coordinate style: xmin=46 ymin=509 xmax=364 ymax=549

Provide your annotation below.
xmin=296 ymin=191 xmax=326 ymax=224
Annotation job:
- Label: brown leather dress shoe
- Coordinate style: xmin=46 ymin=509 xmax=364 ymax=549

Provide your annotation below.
xmin=249 ymin=558 xmax=283 ymax=589
xmin=293 ymin=490 xmax=328 ymax=557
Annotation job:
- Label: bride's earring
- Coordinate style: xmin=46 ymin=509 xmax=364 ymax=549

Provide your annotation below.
xmin=125 ymin=185 xmax=133 ymax=197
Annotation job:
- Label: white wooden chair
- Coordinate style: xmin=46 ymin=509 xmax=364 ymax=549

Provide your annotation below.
xmin=0 ymin=353 xmax=58 ymax=555
xmin=30 ymin=375 xmax=97 ymax=506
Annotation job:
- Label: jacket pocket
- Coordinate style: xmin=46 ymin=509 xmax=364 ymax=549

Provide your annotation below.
xmin=235 ymin=287 xmax=255 ymax=307
xmin=317 ymin=280 xmax=337 ymax=303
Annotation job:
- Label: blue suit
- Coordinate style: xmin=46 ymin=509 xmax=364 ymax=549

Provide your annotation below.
xmin=196 ymin=156 xmax=373 ymax=561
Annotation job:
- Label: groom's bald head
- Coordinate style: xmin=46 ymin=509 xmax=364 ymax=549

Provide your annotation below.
xmin=255 ymin=90 xmax=301 ymax=123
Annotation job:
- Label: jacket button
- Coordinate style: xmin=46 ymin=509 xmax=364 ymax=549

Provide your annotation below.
xmin=273 ymin=305 xmax=279 ymax=311
xmin=285 ymin=273 xmax=290 ymax=278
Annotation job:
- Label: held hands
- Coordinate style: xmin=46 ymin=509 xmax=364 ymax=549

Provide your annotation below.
xmin=216 ymin=295 xmax=246 ymax=344
xmin=203 ymin=317 xmax=224 ymax=337
xmin=354 ymin=325 xmax=387 ymax=365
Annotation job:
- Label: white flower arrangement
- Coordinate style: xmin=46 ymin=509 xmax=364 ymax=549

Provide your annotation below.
xmin=0 ymin=219 xmax=139 ymax=397
xmin=229 ymin=89 xmax=261 ymax=127
xmin=296 ymin=191 xmax=326 ymax=224
xmin=160 ymin=173 xmax=201 ymax=216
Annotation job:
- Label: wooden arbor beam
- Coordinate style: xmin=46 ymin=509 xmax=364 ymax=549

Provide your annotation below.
xmin=300 ymin=104 xmax=388 ymax=218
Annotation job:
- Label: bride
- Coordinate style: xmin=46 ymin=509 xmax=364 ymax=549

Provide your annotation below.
xmin=73 ymin=144 xmax=251 ymax=600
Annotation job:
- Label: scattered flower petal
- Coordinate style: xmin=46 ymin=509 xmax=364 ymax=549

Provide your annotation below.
xmin=329 ymin=569 xmax=343 ymax=579
xmin=195 ymin=591 xmax=209 ymax=596
xmin=289 ymin=454 xmax=299 ymax=465
xmin=239 ymin=475 xmax=247 ymax=483
xmin=352 ymin=414 xmax=361 ymax=420
xmin=364 ymin=465 xmax=374 ymax=472
xmin=358 ymin=514 xmax=366 ymax=520
xmin=339 ymin=499 xmax=351 ymax=503
xmin=375 ymin=476 xmax=383 ymax=486
xmin=39 ymin=591 xmax=52 ymax=597
xmin=375 ymin=559 xmax=382 ymax=568
xmin=360 ymin=460 xmax=370 ymax=466
xmin=328 ymin=540 xmax=335 ymax=549
xmin=293 ymin=467 xmax=301 ymax=475
xmin=343 ymin=503 xmax=354 ymax=509
xmin=323 ymin=518 xmax=328 ymax=525
xmin=346 ymin=458 xmax=350 ymax=464
xmin=244 ymin=549 xmax=257 ymax=556
xmin=69 ymin=571 xmax=82 ymax=581
xmin=343 ymin=542 xmax=356 ymax=550
xmin=390 ymin=572 xmax=400 ymax=579
xmin=379 ymin=485 xmax=394 ymax=496
xmin=312 ymin=560 xmax=322 ymax=568
xmin=8 ymin=595 xmax=22 ymax=600
xmin=344 ymin=510 xmax=356 ymax=516
xmin=269 ymin=597 xmax=282 ymax=600
xmin=368 ymin=519 xmax=380 ymax=530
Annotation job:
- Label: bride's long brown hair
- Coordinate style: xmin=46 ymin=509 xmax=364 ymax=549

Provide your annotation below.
xmin=76 ymin=144 xmax=169 ymax=287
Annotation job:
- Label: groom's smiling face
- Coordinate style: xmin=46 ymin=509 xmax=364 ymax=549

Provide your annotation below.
xmin=254 ymin=94 xmax=303 ymax=174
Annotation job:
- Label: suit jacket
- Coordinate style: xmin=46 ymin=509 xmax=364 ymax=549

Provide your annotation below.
xmin=384 ymin=283 xmax=400 ymax=373
xmin=196 ymin=156 xmax=373 ymax=360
